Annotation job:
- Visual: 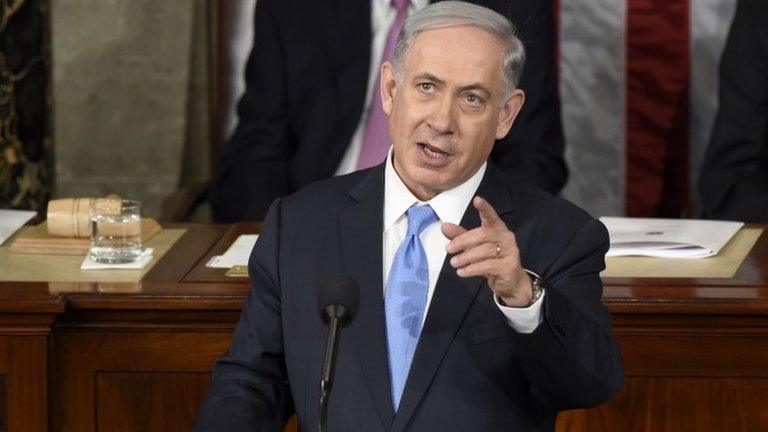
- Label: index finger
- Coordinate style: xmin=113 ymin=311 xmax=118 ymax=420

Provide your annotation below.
xmin=473 ymin=196 xmax=503 ymax=228
xmin=441 ymin=222 xmax=468 ymax=240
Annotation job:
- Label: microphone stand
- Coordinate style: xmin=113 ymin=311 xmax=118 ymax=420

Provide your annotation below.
xmin=319 ymin=306 xmax=344 ymax=432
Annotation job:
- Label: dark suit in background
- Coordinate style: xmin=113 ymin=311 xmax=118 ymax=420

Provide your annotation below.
xmin=699 ymin=0 xmax=768 ymax=222
xmin=209 ymin=0 xmax=566 ymax=222
xmin=194 ymin=163 xmax=622 ymax=431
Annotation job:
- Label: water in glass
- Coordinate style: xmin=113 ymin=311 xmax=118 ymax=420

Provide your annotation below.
xmin=89 ymin=200 xmax=142 ymax=263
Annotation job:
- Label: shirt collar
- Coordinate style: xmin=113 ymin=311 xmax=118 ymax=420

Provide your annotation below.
xmin=383 ymin=148 xmax=487 ymax=230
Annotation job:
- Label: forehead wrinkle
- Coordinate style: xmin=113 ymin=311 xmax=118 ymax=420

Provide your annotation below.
xmin=405 ymin=28 xmax=505 ymax=97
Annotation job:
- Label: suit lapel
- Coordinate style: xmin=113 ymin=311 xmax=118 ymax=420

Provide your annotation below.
xmin=340 ymin=164 xmax=395 ymax=430
xmin=390 ymin=164 xmax=516 ymax=432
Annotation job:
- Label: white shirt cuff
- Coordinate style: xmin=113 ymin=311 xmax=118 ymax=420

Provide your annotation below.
xmin=494 ymin=290 xmax=545 ymax=334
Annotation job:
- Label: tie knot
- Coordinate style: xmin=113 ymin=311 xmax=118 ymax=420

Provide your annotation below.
xmin=391 ymin=0 xmax=409 ymax=12
xmin=406 ymin=205 xmax=438 ymax=237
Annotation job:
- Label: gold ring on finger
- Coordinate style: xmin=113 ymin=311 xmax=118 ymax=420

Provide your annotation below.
xmin=495 ymin=243 xmax=501 ymax=258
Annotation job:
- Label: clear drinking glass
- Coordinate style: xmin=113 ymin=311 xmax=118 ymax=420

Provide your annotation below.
xmin=89 ymin=199 xmax=142 ymax=263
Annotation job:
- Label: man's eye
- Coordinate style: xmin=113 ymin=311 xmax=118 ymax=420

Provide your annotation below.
xmin=464 ymin=94 xmax=483 ymax=106
xmin=418 ymin=83 xmax=434 ymax=92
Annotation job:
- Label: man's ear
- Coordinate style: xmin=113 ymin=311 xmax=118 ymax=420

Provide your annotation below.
xmin=495 ymin=89 xmax=525 ymax=139
xmin=381 ymin=62 xmax=398 ymax=115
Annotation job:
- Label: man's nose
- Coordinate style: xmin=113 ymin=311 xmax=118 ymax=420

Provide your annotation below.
xmin=427 ymin=96 xmax=455 ymax=135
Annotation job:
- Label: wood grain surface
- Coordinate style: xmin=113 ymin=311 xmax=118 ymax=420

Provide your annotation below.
xmin=0 ymin=223 xmax=766 ymax=431
xmin=8 ymin=219 xmax=162 ymax=255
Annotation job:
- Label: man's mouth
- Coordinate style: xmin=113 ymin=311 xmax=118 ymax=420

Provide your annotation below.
xmin=417 ymin=142 xmax=451 ymax=161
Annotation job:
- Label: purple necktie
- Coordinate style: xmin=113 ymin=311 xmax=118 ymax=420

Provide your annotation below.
xmin=356 ymin=0 xmax=410 ymax=170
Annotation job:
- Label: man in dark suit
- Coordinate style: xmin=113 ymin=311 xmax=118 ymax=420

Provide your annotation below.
xmin=209 ymin=0 xmax=566 ymax=222
xmin=196 ymin=3 xmax=621 ymax=431
xmin=699 ymin=0 xmax=768 ymax=222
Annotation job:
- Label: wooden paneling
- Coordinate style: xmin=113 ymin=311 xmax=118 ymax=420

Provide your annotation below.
xmin=618 ymin=333 xmax=768 ymax=377
xmin=0 ymin=336 xmax=47 ymax=432
xmin=557 ymin=377 xmax=768 ymax=431
xmin=52 ymin=331 xmax=232 ymax=432
xmin=0 ymin=375 xmax=6 ymax=432
xmin=1 ymin=223 xmax=767 ymax=431
xmin=556 ymin=315 xmax=768 ymax=431
xmin=96 ymin=372 xmax=211 ymax=431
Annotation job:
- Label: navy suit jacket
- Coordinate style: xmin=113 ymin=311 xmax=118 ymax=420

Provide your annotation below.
xmin=195 ymin=163 xmax=623 ymax=432
xmin=699 ymin=0 xmax=768 ymax=222
xmin=209 ymin=0 xmax=566 ymax=222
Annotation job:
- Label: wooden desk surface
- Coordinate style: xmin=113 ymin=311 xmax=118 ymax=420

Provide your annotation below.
xmin=0 ymin=223 xmax=245 ymax=312
xmin=182 ymin=222 xmax=262 ymax=284
xmin=3 ymin=222 xmax=765 ymax=313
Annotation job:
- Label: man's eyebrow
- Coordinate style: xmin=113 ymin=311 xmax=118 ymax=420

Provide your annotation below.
xmin=457 ymin=83 xmax=492 ymax=98
xmin=413 ymin=73 xmax=445 ymax=86
xmin=412 ymin=73 xmax=492 ymax=98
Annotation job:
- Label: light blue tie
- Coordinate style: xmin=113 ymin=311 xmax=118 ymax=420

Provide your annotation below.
xmin=385 ymin=204 xmax=438 ymax=410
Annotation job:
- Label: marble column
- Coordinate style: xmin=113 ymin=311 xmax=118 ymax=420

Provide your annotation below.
xmin=51 ymin=0 xmax=207 ymax=218
xmin=0 ymin=0 xmax=52 ymax=212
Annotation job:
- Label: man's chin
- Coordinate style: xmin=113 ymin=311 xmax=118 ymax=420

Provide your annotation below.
xmin=410 ymin=175 xmax=453 ymax=198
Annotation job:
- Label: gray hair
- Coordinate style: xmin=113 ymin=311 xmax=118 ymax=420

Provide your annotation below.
xmin=392 ymin=1 xmax=526 ymax=101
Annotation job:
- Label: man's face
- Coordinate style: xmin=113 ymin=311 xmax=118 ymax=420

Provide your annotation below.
xmin=381 ymin=25 xmax=525 ymax=201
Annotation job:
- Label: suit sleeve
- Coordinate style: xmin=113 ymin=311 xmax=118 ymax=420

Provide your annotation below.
xmin=513 ymin=218 xmax=623 ymax=410
xmin=210 ymin=0 xmax=294 ymax=223
xmin=698 ymin=0 xmax=768 ymax=222
xmin=491 ymin=0 xmax=567 ymax=195
xmin=194 ymin=199 xmax=295 ymax=432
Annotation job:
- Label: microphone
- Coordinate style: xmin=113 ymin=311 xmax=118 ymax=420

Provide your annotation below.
xmin=318 ymin=275 xmax=359 ymax=432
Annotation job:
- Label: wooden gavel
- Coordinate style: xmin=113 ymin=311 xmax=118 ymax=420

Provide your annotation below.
xmin=47 ymin=197 xmax=123 ymax=238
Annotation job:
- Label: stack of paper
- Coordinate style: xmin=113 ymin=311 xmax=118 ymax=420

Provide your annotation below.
xmin=600 ymin=217 xmax=743 ymax=258
xmin=206 ymin=234 xmax=259 ymax=268
xmin=0 ymin=209 xmax=37 ymax=246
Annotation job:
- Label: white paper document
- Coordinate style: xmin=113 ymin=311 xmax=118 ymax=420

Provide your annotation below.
xmin=206 ymin=234 xmax=259 ymax=268
xmin=0 ymin=209 xmax=37 ymax=246
xmin=600 ymin=217 xmax=743 ymax=258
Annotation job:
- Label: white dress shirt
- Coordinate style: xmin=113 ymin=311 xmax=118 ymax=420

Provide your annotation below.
xmin=335 ymin=0 xmax=429 ymax=175
xmin=382 ymin=151 xmax=545 ymax=333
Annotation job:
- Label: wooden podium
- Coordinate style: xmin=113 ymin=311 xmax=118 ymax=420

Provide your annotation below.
xmin=0 ymin=223 xmax=766 ymax=431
